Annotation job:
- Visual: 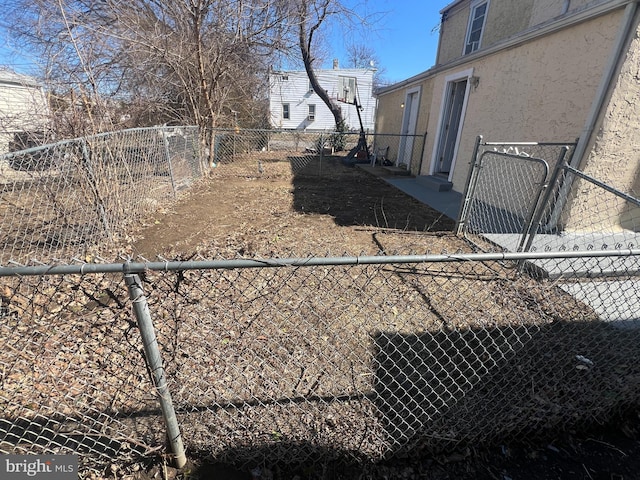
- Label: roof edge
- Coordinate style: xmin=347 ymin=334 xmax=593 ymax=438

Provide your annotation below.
xmin=377 ymin=0 xmax=634 ymax=96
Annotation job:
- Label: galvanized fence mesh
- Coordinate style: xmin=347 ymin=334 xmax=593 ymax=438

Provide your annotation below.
xmin=0 ymin=126 xmax=201 ymax=265
xmin=2 ymin=130 xmax=640 ymax=477
xmin=0 ymin=271 xmax=161 ymax=469
xmin=1 ymin=248 xmax=640 ymax=476
xmin=209 ymin=129 xmax=424 ymax=177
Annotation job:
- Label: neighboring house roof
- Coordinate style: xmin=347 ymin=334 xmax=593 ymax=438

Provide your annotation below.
xmin=0 ymin=68 xmax=41 ymax=88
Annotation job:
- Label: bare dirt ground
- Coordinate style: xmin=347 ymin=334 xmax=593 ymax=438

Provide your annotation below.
xmin=119 ymin=153 xmax=640 ymax=479
xmin=131 ymin=153 xmax=454 ymax=259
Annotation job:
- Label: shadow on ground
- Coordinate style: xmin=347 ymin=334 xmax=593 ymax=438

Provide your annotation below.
xmin=153 ymin=318 xmax=640 ymax=480
xmin=290 ymin=155 xmax=454 ymax=232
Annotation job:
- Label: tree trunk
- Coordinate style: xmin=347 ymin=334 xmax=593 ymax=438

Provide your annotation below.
xmin=297 ymin=1 xmax=345 ymax=131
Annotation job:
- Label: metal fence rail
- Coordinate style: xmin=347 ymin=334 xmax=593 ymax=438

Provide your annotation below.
xmin=1 ymin=249 xmax=640 ymax=475
xmin=209 ymin=129 xmax=425 ymax=176
xmin=457 ymin=137 xmax=640 ymax=261
xmin=0 ymin=126 xmax=201 ymax=266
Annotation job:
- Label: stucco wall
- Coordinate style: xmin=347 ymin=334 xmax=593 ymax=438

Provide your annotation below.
xmin=437 ymin=3 xmax=471 ymax=65
xmin=375 ymin=78 xmax=434 ymax=175
xmin=564 ymin=15 xmax=640 ymax=232
xmin=438 ymin=0 xmax=536 ymax=65
xmin=422 ymin=9 xmax=623 ymax=193
xmin=482 ymin=0 xmax=534 ymax=47
xmin=529 ymin=0 xmax=601 ymax=27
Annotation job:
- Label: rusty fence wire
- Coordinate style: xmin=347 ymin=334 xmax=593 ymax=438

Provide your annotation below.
xmin=1 ymin=248 xmax=640 ymax=477
xmin=0 ymin=126 xmax=202 ymax=266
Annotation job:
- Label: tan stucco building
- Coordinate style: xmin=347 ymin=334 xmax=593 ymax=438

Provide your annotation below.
xmin=375 ymin=0 xmax=640 ymax=229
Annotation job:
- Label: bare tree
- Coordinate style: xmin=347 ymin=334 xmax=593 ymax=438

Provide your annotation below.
xmin=3 ymin=0 xmax=383 ymax=163
xmin=295 ymin=0 xmax=345 ymax=130
xmin=291 ymin=0 xmax=384 ymax=131
xmin=345 ymin=42 xmax=389 ymax=91
xmin=6 ymin=0 xmax=289 ymax=167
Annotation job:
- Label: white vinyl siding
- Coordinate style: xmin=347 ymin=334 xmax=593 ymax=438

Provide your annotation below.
xmin=269 ymin=68 xmax=376 ymax=131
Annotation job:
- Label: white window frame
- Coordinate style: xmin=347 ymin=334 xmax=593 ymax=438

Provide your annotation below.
xmin=463 ymin=0 xmax=489 ymax=55
xmin=282 ymin=103 xmax=290 ymax=120
xmin=308 ymin=104 xmax=316 ymax=121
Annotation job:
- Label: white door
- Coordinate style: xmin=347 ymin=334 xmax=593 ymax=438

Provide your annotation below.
xmin=397 ymin=88 xmax=420 ymax=166
xmin=436 ymin=79 xmax=467 ymax=174
xmin=430 ymin=69 xmax=473 ymax=180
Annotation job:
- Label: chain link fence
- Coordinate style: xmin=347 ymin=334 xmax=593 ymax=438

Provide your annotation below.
xmin=0 ymin=126 xmax=201 ymax=266
xmin=209 ymin=128 xmax=425 ymax=175
xmin=458 ymin=138 xmax=577 ymax=251
xmin=458 ymin=138 xmax=639 ymax=266
xmin=1 ymin=129 xmax=640 ymax=477
xmin=2 ymin=248 xmax=640 ymax=476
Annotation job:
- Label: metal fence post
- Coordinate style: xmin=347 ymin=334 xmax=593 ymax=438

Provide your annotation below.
xmin=161 ymin=129 xmax=178 ymax=197
xmin=521 ymin=147 xmax=570 ymax=256
xmin=124 ymin=272 xmax=187 ymax=469
xmin=455 ymin=135 xmax=483 ymax=234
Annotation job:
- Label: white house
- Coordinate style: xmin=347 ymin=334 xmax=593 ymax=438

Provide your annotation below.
xmin=0 ymin=69 xmax=49 ymax=153
xmin=269 ymin=64 xmax=376 ymax=132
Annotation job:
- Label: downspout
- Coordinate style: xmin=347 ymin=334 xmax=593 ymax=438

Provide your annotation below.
xmin=545 ymin=1 xmax=639 ymax=229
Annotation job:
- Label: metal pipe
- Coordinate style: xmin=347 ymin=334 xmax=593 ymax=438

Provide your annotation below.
xmin=455 ymin=135 xmax=483 ymax=234
xmin=2 ymin=249 xmax=639 ymax=277
xmin=124 ymin=273 xmax=187 ymax=469
xmin=564 ymin=164 xmax=640 ymax=208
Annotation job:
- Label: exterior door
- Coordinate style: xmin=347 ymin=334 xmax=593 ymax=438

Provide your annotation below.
xmin=397 ymin=88 xmax=420 ymax=166
xmin=436 ymin=79 xmax=467 ymax=175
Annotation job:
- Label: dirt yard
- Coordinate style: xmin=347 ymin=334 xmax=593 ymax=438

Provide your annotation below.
xmin=131 ymin=153 xmax=455 ymax=259
xmin=121 ymin=153 xmax=640 ymax=480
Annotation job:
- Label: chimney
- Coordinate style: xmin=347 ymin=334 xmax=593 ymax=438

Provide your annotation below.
xmin=333 ymin=58 xmax=339 ymax=69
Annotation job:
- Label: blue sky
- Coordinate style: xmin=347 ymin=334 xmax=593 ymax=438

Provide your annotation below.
xmin=0 ymin=1 xmax=450 ymax=82
xmin=333 ymin=0 xmax=450 ymax=83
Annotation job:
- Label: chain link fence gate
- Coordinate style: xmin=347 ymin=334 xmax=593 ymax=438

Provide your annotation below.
xmin=457 ymin=137 xmax=577 ymax=253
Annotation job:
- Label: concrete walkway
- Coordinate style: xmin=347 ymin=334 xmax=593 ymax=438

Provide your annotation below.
xmin=356 ymin=165 xmax=463 ymax=220
xmin=356 ymin=164 xmax=640 ymax=330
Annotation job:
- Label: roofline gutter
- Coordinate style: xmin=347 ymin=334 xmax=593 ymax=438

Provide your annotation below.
xmin=377 ymin=0 xmax=636 ymax=96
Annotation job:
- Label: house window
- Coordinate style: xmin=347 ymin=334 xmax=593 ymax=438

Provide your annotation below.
xmin=308 ymin=104 xmax=316 ymax=121
xmin=283 ymin=103 xmax=290 ymax=120
xmin=281 ymin=75 xmax=289 ymax=81
xmin=464 ymin=0 xmax=488 ymax=55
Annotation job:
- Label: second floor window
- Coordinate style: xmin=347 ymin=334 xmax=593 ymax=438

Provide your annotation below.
xmin=308 ymin=104 xmax=316 ymax=121
xmin=283 ymin=103 xmax=290 ymax=120
xmin=464 ymin=0 xmax=488 ymax=55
